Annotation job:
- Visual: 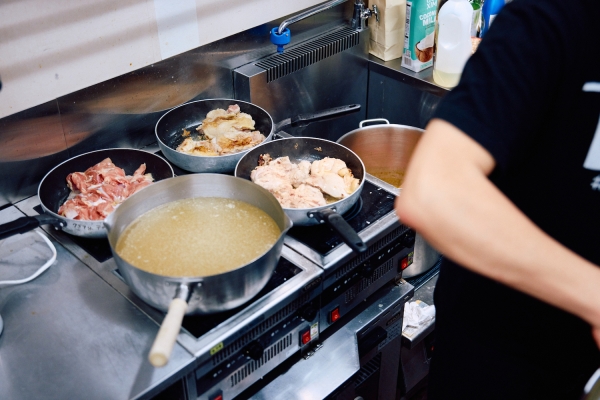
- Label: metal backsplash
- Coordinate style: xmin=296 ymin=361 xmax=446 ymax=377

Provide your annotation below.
xmin=234 ymin=25 xmax=368 ymax=142
xmin=0 ymin=3 xmax=354 ymax=208
xmin=367 ymin=68 xmax=443 ymax=129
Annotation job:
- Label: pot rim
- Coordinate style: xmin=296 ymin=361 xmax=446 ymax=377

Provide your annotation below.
xmin=338 ymin=122 xmax=425 ymax=142
xmin=104 ymin=174 xmax=292 ymax=280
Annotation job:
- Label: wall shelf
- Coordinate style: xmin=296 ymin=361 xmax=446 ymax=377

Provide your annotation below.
xmin=368 ymin=55 xmax=450 ymax=98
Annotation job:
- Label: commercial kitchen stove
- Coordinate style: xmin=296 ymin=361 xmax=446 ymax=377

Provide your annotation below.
xmin=154 ymin=139 xmax=418 ymax=338
xmin=16 ymin=197 xmax=323 ymax=400
xmin=14 ymin=150 xmax=417 ymax=399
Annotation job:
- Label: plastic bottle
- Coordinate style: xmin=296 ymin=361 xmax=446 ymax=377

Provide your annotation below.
xmin=481 ymin=0 xmax=505 ymax=36
xmin=433 ymin=0 xmax=472 ymax=88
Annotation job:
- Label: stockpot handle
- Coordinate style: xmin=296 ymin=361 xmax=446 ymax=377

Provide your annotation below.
xmin=0 ymin=214 xmax=60 ymax=241
xmin=149 ymin=283 xmax=194 ymax=367
xmin=310 ymin=208 xmax=368 ymax=253
xmin=359 ymin=118 xmax=389 ymax=128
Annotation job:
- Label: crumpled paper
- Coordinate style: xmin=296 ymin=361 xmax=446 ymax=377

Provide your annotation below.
xmin=402 ymin=300 xmax=435 ymax=332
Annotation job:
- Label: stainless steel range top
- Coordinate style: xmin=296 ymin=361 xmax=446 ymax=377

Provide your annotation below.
xmin=13 ymin=157 xmax=417 ymax=399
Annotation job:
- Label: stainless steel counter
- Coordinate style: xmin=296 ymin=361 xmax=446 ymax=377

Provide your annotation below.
xmin=0 ymin=205 xmax=195 ymax=400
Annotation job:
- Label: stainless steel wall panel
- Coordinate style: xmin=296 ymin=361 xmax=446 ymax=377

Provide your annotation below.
xmin=256 ymin=27 xmax=360 ymax=82
xmin=235 ymin=27 xmax=369 ymax=142
xmin=56 ymin=50 xmax=233 ymax=158
xmin=367 ymin=67 xmax=444 ymax=129
xmin=0 ymin=100 xmax=67 ymax=207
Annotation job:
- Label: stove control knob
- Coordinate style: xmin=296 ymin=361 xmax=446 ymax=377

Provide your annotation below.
xmin=400 ymin=230 xmax=416 ymax=248
xmin=243 ymin=341 xmax=264 ymax=361
xmin=300 ymin=304 xmax=318 ymax=321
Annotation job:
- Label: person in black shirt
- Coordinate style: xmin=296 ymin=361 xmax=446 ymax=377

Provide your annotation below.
xmin=395 ymin=0 xmax=600 ymax=399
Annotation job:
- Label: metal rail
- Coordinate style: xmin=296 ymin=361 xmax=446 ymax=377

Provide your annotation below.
xmin=277 ymin=0 xmax=348 ymax=34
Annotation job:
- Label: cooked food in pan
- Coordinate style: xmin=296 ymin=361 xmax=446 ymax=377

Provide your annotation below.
xmin=58 ymin=158 xmax=154 ymax=220
xmin=115 ymin=197 xmax=281 ymax=277
xmin=176 ymin=104 xmax=266 ymax=156
xmin=250 ymin=154 xmax=360 ymax=209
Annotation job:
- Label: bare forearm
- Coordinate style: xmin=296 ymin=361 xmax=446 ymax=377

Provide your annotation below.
xmin=395 ymin=119 xmax=600 ymax=327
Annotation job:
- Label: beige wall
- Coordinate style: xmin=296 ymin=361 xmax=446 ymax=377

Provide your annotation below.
xmin=0 ymin=0 xmax=325 ymax=119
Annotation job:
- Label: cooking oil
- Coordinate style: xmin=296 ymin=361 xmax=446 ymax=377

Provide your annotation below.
xmin=432 ymin=69 xmax=462 ymax=88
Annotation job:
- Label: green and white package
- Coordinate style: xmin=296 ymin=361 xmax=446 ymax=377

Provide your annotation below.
xmin=401 ymin=0 xmax=438 ymax=72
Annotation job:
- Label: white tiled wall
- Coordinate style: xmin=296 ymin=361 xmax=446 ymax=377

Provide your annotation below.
xmin=0 ymin=0 xmax=325 ymax=119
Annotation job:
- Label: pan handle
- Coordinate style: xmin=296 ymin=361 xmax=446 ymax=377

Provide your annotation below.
xmin=0 ymin=215 xmax=61 ymax=241
xmin=276 ymin=104 xmax=361 ymax=132
xmin=291 ymin=104 xmax=361 ymax=127
xmin=148 ymin=283 xmax=193 ymax=367
xmin=311 ymin=208 xmax=368 ymax=253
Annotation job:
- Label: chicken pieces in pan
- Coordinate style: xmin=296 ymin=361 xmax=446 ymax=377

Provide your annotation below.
xmin=250 ymin=154 xmax=360 ymax=208
xmin=176 ymin=104 xmax=266 ymax=156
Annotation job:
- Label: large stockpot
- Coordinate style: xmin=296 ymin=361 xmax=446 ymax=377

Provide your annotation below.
xmin=0 ymin=148 xmax=174 ymax=240
xmin=104 ymin=174 xmax=293 ymax=367
xmin=155 ymin=98 xmax=360 ymax=173
xmin=337 ymin=119 xmax=424 ymax=189
xmin=235 ymin=136 xmax=368 ymax=253
xmin=337 ymin=119 xmax=440 ymax=278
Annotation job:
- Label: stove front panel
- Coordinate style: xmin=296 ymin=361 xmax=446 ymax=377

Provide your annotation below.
xmin=190 ymin=309 xmax=319 ymax=400
xmin=319 ymin=227 xmax=415 ymax=333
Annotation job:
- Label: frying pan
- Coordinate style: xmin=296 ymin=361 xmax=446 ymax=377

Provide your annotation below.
xmin=235 ymin=136 xmax=368 ymax=253
xmin=155 ymin=98 xmax=361 ymax=173
xmin=0 ymin=148 xmax=174 ymax=240
xmin=104 ymin=174 xmax=293 ymax=367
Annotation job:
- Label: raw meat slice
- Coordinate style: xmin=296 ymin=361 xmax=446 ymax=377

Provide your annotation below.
xmin=58 ymin=158 xmax=154 ymax=221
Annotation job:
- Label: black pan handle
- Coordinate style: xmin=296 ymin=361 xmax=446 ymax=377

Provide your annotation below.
xmin=275 ymin=104 xmax=361 ymax=132
xmin=291 ymin=104 xmax=361 ymax=127
xmin=312 ymin=208 xmax=367 ymax=253
xmin=0 ymin=214 xmax=59 ymax=241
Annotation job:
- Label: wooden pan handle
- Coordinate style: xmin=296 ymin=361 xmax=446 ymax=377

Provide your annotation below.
xmin=148 ymin=298 xmax=188 ymax=367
